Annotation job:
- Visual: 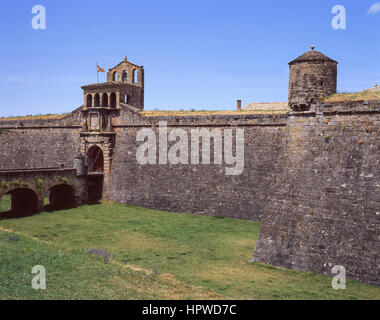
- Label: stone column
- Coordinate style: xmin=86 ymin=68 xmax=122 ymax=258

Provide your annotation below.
xmin=116 ymin=92 xmax=120 ymax=109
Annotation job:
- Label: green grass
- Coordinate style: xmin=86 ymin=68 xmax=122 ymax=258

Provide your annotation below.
xmin=0 ymin=195 xmax=11 ymax=213
xmin=0 ymin=230 xmax=221 ymax=300
xmin=324 ymin=88 xmax=380 ymax=102
xmin=0 ymin=202 xmax=379 ymax=300
xmin=140 ymin=110 xmax=287 ymax=117
xmin=0 ymin=113 xmax=68 ymax=121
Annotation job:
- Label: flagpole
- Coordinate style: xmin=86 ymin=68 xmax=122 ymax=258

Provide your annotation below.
xmin=96 ymin=62 xmax=99 ymax=83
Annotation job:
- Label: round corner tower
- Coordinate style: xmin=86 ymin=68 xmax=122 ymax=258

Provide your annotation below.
xmin=288 ymin=46 xmax=338 ymax=111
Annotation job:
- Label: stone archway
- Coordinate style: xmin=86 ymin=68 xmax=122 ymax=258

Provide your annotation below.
xmin=46 ymin=184 xmax=76 ymax=211
xmin=1 ymin=188 xmax=39 ymax=219
xmin=86 ymin=145 xmax=104 ymax=202
xmin=87 ymin=145 xmax=104 ymax=173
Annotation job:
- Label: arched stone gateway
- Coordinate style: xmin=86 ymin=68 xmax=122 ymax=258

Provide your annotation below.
xmin=85 ymin=146 xmax=104 ymax=202
xmin=87 ymin=145 xmax=104 ymax=173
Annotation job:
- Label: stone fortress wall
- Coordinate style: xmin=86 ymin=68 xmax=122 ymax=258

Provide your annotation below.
xmin=0 ymin=49 xmax=379 ymax=286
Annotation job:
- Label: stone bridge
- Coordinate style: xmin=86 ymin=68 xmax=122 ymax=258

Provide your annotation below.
xmin=0 ymin=168 xmax=87 ymax=219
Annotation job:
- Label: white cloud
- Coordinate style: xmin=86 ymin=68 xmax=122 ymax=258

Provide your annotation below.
xmin=368 ymin=2 xmax=380 ymax=15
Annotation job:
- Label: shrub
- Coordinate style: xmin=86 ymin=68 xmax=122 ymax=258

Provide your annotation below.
xmin=36 ymin=179 xmax=44 ymax=194
xmin=0 ymin=181 xmax=8 ymax=189
xmin=10 ymin=180 xmax=21 ymax=186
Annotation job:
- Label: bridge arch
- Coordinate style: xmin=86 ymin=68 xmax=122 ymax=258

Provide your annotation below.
xmin=0 ymin=187 xmax=40 ymax=219
xmin=45 ymin=184 xmax=76 ymax=211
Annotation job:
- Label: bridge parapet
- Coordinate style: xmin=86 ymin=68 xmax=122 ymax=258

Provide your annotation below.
xmin=0 ymin=168 xmax=87 ymax=218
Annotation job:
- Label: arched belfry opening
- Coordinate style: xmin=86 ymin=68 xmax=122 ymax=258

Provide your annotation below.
xmin=110 ymin=92 xmax=117 ymax=108
xmin=94 ymin=93 xmax=100 ymax=107
xmin=122 ymin=70 xmax=128 ymax=82
xmin=86 ymin=94 xmax=92 ymax=107
xmin=133 ymin=69 xmax=138 ymax=83
xmin=101 ymin=92 xmax=108 ymax=107
xmin=87 ymin=145 xmax=104 ymax=173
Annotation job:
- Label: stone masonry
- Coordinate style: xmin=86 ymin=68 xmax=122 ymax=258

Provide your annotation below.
xmin=0 ymin=50 xmax=378 ymax=286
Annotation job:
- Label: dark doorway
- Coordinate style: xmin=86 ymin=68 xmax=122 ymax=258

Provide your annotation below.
xmin=45 ymin=184 xmax=76 ymax=211
xmin=0 ymin=188 xmax=39 ymax=219
xmin=87 ymin=175 xmax=103 ymax=202
xmin=87 ymin=146 xmax=104 ymax=173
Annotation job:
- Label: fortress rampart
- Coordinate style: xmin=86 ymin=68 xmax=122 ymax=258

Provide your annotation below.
xmin=1 ymin=50 xmax=379 ymax=286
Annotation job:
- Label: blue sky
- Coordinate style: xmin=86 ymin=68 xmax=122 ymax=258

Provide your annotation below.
xmin=0 ymin=0 xmax=379 ymax=116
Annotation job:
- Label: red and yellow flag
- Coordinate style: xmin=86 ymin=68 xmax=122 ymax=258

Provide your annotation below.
xmin=97 ymin=65 xmax=105 ymax=72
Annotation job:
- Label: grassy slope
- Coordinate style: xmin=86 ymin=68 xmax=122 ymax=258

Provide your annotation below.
xmin=0 ymin=230 xmax=222 ymax=300
xmin=0 ymin=203 xmax=379 ymax=300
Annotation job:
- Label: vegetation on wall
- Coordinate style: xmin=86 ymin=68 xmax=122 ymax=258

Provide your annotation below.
xmin=53 ymin=176 xmax=69 ymax=184
xmin=35 ymin=179 xmax=44 ymax=194
xmin=324 ymin=87 xmax=380 ymax=102
xmin=0 ymin=114 xmax=68 ymax=121
xmin=0 ymin=180 xmax=29 ymax=189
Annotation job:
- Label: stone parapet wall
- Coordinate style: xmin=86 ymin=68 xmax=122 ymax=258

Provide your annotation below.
xmin=0 ymin=121 xmax=82 ymax=170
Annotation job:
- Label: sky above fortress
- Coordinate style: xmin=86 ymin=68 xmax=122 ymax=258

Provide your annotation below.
xmin=0 ymin=0 xmax=379 ymax=117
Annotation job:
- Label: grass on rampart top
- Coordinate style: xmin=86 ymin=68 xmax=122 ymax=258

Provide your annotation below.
xmin=0 ymin=114 xmax=68 ymax=121
xmin=324 ymin=88 xmax=380 ymax=102
xmin=140 ymin=110 xmax=287 ymax=117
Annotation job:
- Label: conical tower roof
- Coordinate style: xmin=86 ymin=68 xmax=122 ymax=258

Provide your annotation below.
xmin=289 ymin=46 xmax=338 ymax=65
